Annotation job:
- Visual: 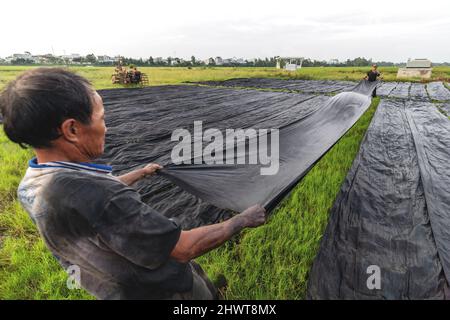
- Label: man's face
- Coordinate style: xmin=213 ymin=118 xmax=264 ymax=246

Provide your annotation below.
xmin=77 ymin=91 xmax=107 ymax=160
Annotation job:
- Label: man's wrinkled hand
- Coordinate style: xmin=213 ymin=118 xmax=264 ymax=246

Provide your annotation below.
xmin=239 ymin=204 xmax=267 ymax=228
xmin=143 ymin=163 xmax=163 ymax=176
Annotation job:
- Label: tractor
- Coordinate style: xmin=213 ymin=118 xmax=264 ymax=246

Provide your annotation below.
xmin=111 ymin=59 xmax=149 ymax=86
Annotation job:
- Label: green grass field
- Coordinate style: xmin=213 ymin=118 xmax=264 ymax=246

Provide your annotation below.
xmin=1 ymin=66 xmax=450 ymax=91
xmin=0 ymin=64 xmax=427 ymax=299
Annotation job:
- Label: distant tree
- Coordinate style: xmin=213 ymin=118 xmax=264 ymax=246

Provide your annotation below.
xmin=374 ymin=61 xmax=395 ymax=67
xmin=11 ymin=58 xmax=35 ymax=65
xmin=301 ymin=58 xmax=314 ymax=67
xmin=191 ymin=55 xmax=196 ymax=65
xmin=269 ymin=57 xmax=275 ymax=66
xmin=345 ymin=57 xmax=372 ymax=67
xmin=85 ymin=53 xmax=97 ymax=64
xmin=47 ymin=55 xmax=63 ymax=64
xmin=148 ymin=56 xmax=154 ymax=65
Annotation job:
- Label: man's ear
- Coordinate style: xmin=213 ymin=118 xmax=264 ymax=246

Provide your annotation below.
xmin=60 ymin=119 xmax=79 ymax=143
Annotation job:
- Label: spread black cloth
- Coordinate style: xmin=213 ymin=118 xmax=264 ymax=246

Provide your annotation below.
xmin=160 ymin=80 xmax=378 ymax=213
xmin=442 ymin=103 xmax=450 ymax=116
xmin=190 ymin=78 xmax=356 ymax=93
xmin=427 ymin=82 xmax=450 ymax=101
xmin=99 ymin=80 xmax=377 ymax=229
xmin=307 ymin=99 xmax=450 ymax=299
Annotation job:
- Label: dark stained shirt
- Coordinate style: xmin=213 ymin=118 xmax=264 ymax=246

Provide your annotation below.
xmin=367 ymin=70 xmax=381 ymax=82
xmin=18 ymin=158 xmax=193 ymax=299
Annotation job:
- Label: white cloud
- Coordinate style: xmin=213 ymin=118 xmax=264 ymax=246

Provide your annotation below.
xmin=1 ymin=0 xmax=449 ymax=62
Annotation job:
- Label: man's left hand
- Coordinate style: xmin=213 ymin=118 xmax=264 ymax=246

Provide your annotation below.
xmin=143 ymin=163 xmax=163 ymax=176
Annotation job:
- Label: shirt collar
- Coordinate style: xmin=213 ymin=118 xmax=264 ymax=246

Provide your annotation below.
xmin=29 ymin=158 xmax=112 ymax=174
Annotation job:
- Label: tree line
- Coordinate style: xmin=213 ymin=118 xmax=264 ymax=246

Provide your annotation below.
xmin=4 ymin=54 xmax=450 ymax=67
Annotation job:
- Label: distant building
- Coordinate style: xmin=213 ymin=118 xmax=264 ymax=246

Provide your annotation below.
xmin=275 ymin=56 xmax=304 ymax=71
xmin=61 ymin=54 xmax=80 ymax=59
xmin=34 ymin=54 xmax=58 ymax=64
xmin=406 ymin=58 xmax=432 ymax=68
xmin=397 ymin=58 xmax=432 ymax=79
xmin=328 ymin=59 xmax=339 ymax=65
xmin=97 ymin=55 xmax=115 ymax=64
xmin=10 ymin=52 xmax=38 ymax=63
xmin=33 ymin=55 xmax=46 ymax=64
xmin=203 ymin=58 xmax=215 ymax=65
xmin=172 ymin=58 xmax=185 ymax=65
xmin=168 ymin=58 xmax=183 ymax=66
xmin=215 ymin=56 xmax=223 ymax=65
xmin=61 ymin=54 xmax=82 ymax=63
xmin=13 ymin=52 xmax=32 ymax=59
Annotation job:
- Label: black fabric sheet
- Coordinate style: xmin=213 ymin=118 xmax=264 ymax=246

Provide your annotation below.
xmin=195 ymin=79 xmax=449 ymax=102
xmin=190 ymin=78 xmax=357 ymax=94
xmin=99 ymin=80 xmax=377 ymax=228
xmin=376 ymin=82 xmax=397 ymax=97
xmin=376 ymin=81 xmax=450 ymax=101
xmin=441 ymin=103 xmax=450 ymax=116
xmin=409 ymin=83 xmax=429 ymax=101
xmin=307 ymin=99 xmax=450 ymax=299
xmin=389 ymin=82 xmax=411 ymax=99
xmin=427 ymin=82 xmax=450 ymax=101
xmin=100 ymin=86 xmax=322 ymax=228
xmin=161 ymin=80 xmax=377 ymax=213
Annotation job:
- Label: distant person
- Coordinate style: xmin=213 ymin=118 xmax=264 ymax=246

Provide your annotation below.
xmin=364 ymin=64 xmax=382 ymax=97
xmin=132 ymin=67 xmax=142 ymax=83
xmin=126 ymin=66 xmax=134 ymax=84
xmin=0 ymin=68 xmax=267 ymax=300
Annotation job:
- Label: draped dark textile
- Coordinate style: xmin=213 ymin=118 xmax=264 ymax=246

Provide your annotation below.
xmin=307 ymin=99 xmax=450 ymax=299
xmin=99 ymin=80 xmax=377 ymax=228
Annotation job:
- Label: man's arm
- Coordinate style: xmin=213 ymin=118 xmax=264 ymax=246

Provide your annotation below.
xmin=118 ymin=163 xmax=162 ymax=186
xmin=170 ymin=204 xmax=266 ymax=263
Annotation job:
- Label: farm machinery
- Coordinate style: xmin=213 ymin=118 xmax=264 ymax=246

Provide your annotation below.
xmin=111 ymin=59 xmax=149 ymax=86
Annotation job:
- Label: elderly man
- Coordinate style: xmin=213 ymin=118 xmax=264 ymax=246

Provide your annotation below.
xmin=0 ymin=68 xmax=266 ymax=300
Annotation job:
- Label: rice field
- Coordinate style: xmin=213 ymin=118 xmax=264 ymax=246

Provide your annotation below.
xmin=1 ymin=66 xmax=450 ymax=91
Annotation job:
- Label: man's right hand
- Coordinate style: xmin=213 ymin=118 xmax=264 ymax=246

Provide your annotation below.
xmin=238 ymin=204 xmax=267 ymax=228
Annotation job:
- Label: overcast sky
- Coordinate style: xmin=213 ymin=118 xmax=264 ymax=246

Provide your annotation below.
xmin=2 ymin=0 xmax=449 ymax=62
